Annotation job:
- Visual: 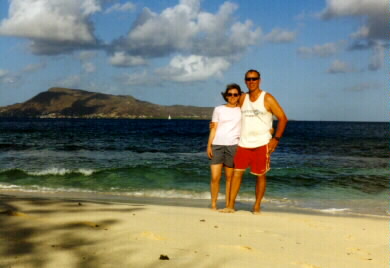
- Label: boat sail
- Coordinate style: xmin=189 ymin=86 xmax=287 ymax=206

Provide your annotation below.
xmin=168 ymin=115 xmax=171 ymax=120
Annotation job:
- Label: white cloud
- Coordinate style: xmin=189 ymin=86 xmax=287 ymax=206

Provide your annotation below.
xmin=119 ymin=71 xmax=159 ymax=86
xmin=223 ymin=20 xmax=261 ymax=53
xmin=157 ymin=55 xmax=230 ymax=82
xmin=57 ymin=75 xmax=82 ymax=88
xmin=345 ymin=81 xmax=382 ymax=91
xmin=22 ymin=62 xmax=46 ymax=73
xmin=78 ymin=51 xmax=98 ymax=61
xmin=297 ymin=42 xmax=343 ymax=58
xmin=113 ymin=0 xmax=261 ymax=58
xmin=0 ymin=70 xmax=8 ymax=77
xmin=109 ymin=52 xmax=147 ymax=67
xmin=83 ymin=62 xmax=96 ymax=73
xmin=368 ymin=43 xmax=385 ymax=71
xmin=327 ymin=59 xmax=355 ymax=73
xmin=0 ymin=69 xmax=21 ymax=85
xmin=265 ymin=28 xmax=296 ymax=43
xmin=0 ymin=69 xmax=10 ymax=83
xmin=105 ymin=2 xmax=135 ymax=13
xmin=321 ymin=0 xmax=387 ymax=41
xmin=294 ymin=11 xmax=309 ymax=21
xmin=75 ymin=51 xmax=97 ymax=73
xmin=109 ymin=0 xmax=261 ymax=85
xmin=320 ymin=1 xmax=387 ymax=71
xmin=0 ymin=0 xmax=101 ymax=55
xmin=350 ymin=25 xmax=369 ymax=39
xmin=116 ymin=1 xmax=199 ymax=57
xmin=118 ymin=54 xmax=231 ymax=85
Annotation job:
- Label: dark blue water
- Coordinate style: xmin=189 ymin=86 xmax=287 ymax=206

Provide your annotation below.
xmin=0 ymin=118 xmax=387 ymax=216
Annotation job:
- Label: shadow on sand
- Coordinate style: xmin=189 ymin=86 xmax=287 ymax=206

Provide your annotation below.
xmin=0 ymin=194 xmax=144 ymax=268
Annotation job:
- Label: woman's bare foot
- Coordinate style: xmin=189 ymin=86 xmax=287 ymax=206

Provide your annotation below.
xmin=219 ymin=208 xmax=235 ymax=213
xmin=252 ymin=206 xmax=261 ymax=214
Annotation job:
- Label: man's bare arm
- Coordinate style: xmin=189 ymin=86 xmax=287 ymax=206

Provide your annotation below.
xmin=265 ymin=93 xmax=288 ymax=154
xmin=238 ymin=93 xmax=246 ymax=108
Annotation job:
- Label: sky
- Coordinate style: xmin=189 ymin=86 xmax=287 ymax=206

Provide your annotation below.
xmin=0 ymin=0 xmax=387 ymax=121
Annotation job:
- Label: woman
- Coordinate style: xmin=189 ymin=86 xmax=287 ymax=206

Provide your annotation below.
xmin=207 ymin=84 xmax=242 ymax=210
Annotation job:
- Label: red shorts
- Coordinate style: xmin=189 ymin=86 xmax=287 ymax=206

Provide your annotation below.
xmin=233 ymin=145 xmax=270 ymax=176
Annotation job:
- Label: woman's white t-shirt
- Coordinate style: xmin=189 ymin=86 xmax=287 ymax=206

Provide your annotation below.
xmin=211 ymin=105 xmax=241 ymax=145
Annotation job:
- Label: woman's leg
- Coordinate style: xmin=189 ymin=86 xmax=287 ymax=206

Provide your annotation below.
xmin=210 ymin=164 xmax=223 ymax=209
xmin=224 ymin=166 xmax=234 ymax=207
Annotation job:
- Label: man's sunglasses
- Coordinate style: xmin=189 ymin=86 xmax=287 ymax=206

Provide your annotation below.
xmin=227 ymin=93 xmax=240 ymax=97
xmin=245 ymin=77 xmax=259 ymax=81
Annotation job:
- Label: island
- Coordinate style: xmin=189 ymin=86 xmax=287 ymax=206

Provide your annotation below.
xmin=0 ymin=87 xmax=213 ymax=119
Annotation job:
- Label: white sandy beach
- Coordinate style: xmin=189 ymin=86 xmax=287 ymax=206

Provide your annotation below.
xmin=0 ymin=192 xmax=387 ymax=268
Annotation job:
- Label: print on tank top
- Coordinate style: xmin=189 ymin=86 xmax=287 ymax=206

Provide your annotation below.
xmin=241 ymin=93 xmax=270 ymax=124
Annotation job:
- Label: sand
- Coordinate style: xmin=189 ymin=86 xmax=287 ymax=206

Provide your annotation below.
xmin=0 ymin=193 xmax=387 ymax=268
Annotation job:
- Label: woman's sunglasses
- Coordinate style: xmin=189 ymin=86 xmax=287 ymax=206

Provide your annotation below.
xmin=227 ymin=93 xmax=240 ymax=97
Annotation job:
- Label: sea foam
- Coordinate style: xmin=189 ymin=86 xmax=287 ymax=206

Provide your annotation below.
xmin=319 ymin=208 xmax=350 ymax=214
xmin=29 ymin=168 xmax=95 ymax=176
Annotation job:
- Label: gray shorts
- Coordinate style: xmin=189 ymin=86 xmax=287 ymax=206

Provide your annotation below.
xmin=210 ymin=145 xmax=238 ymax=167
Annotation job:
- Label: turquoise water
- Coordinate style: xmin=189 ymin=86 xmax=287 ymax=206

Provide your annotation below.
xmin=0 ymin=119 xmax=387 ymax=216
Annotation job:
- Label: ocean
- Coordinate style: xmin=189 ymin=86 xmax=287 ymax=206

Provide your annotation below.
xmin=0 ymin=118 xmax=387 ymax=217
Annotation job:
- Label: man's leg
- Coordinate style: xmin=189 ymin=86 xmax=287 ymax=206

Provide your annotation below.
xmin=210 ymin=164 xmax=223 ymax=210
xmin=253 ymin=174 xmax=267 ymax=213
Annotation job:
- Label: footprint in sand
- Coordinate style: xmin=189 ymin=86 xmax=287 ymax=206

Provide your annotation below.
xmin=303 ymin=220 xmax=331 ymax=230
xmin=344 ymin=234 xmax=355 ymax=241
xmin=292 ymin=261 xmax=321 ymax=268
xmin=138 ymin=231 xmax=167 ymax=241
xmin=219 ymin=245 xmax=253 ymax=251
xmin=255 ymin=229 xmax=284 ymax=238
xmin=292 ymin=219 xmax=332 ymax=230
xmin=346 ymin=247 xmax=373 ymax=260
xmin=237 ymin=245 xmax=252 ymax=251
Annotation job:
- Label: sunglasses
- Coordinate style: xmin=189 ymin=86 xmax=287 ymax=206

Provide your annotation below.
xmin=245 ymin=77 xmax=259 ymax=81
xmin=227 ymin=93 xmax=240 ymax=97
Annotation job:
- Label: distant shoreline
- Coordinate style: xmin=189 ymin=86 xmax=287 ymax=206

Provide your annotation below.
xmin=0 ymin=116 xmax=210 ymax=120
xmin=0 ymin=117 xmax=387 ymax=123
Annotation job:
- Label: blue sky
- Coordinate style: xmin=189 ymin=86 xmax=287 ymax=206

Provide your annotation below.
xmin=0 ymin=0 xmax=387 ymax=121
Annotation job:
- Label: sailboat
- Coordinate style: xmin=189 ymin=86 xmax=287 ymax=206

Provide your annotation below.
xmin=168 ymin=114 xmax=171 ymax=120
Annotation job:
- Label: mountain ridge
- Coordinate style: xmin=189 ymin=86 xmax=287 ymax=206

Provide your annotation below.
xmin=0 ymin=87 xmax=213 ymax=119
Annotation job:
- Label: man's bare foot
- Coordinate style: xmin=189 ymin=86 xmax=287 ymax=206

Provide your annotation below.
xmin=211 ymin=206 xmax=217 ymax=211
xmin=219 ymin=208 xmax=235 ymax=213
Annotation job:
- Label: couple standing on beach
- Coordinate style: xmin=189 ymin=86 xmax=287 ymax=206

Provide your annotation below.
xmin=207 ymin=69 xmax=288 ymax=213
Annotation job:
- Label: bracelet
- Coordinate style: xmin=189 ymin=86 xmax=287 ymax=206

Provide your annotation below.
xmin=273 ymin=136 xmax=281 ymax=141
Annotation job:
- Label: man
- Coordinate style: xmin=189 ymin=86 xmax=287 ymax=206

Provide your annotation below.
xmin=223 ymin=69 xmax=288 ymax=213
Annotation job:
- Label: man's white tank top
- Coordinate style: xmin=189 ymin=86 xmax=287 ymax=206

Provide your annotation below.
xmin=239 ymin=91 xmax=273 ymax=148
